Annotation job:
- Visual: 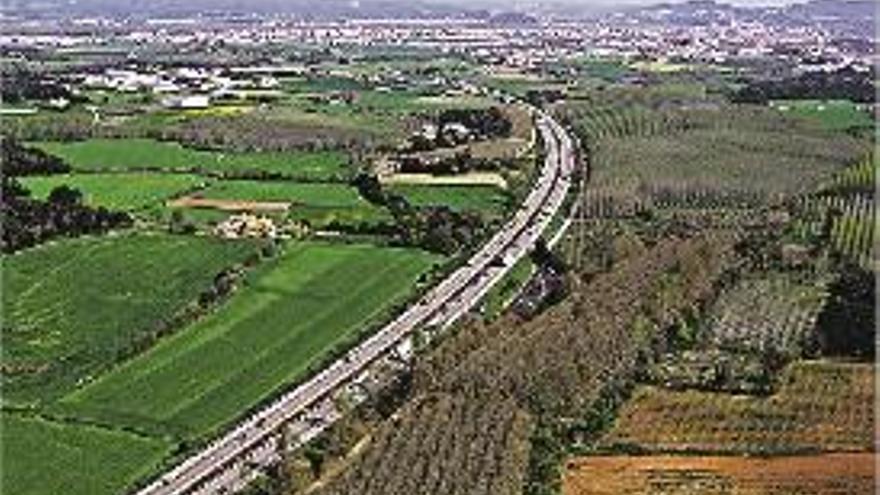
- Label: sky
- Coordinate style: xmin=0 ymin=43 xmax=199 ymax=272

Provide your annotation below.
xmin=450 ymin=0 xmax=804 ymax=6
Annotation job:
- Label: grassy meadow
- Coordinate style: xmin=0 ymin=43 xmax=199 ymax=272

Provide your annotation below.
xmin=388 ymin=184 xmax=510 ymax=216
xmin=772 ymin=99 xmax=874 ymax=132
xmin=182 ymin=180 xmax=395 ymax=228
xmin=54 ymin=242 xmax=441 ymax=439
xmin=0 ymin=413 xmax=173 ymax=495
xmin=32 ymin=139 xmax=350 ymax=180
xmin=1 ymin=233 xmax=259 ymax=404
xmin=20 ymin=173 xmax=206 ymax=212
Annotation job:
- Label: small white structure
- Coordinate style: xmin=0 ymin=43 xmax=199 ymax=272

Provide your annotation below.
xmin=46 ymin=97 xmax=70 ymax=110
xmin=162 ymin=94 xmax=210 ymax=109
xmin=215 ymin=214 xmax=277 ymax=239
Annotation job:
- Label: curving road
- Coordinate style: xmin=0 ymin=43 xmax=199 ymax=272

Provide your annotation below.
xmin=136 ymin=111 xmax=575 ymax=495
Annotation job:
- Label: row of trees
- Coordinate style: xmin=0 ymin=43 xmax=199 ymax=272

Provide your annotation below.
xmin=408 ymin=107 xmax=513 ymax=152
xmin=397 ymin=150 xmax=513 ymax=176
xmin=731 ymin=67 xmax=876 ymax=104
xmin=353 ymin=173 xmax=486 ymax=255
xmin=1 ymin=138 xmax=71 ymax=176
xmin=302 ymin=231 xmax=738 ymax=495
xmin=0 ymin=69 xmax=77 ymax=104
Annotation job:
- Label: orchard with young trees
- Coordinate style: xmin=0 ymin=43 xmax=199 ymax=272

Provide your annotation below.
xmin=210 ymin=61 xmax=879 ymax=495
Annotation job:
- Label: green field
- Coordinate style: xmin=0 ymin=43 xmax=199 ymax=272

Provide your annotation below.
xmin=20 ymin=173 xmax=205 ymax=211
xmin=772 ymin=100 xmax=874 ymax=132
xmin=193 ymin=180 xmax=394 ymax=227
xmin=388 ymin=184 xmax=510 ymax=216
xmin=55 ymin=242 xmax=440 ymax=438
xmin=32 ymin=139 xmax=350 ymax=180
xmin=2 ymin=234 xmax=259 ymax=404
xmin=200 ymin=181 xmax=366 ymax=207
xmin=0 ymin=413 xmax=172 ymax=495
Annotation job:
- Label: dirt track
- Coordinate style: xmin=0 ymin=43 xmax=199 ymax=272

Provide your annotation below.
xmin=168 ymin=196 xmax=291 ymax=212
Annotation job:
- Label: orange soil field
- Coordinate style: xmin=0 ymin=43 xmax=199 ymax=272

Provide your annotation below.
xmin=563 ymin=453 xmax=877 ymax=495
xmin=601 ymin=361 xmax=875 ymax=453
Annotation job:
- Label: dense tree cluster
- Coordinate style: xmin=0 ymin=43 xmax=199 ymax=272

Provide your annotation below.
xmin=0 ymin=69 xmax=74 ymax=103
xmin=397 ymin=150 xmax=511 ymax=175
xmin=1 ymin=141 xmax=131 ymax=253
xmin=731 ymin=67 xmax=876 ymax=104
xmin=353 ymin=173 xmax=486 ymax=255
xmin=437 ymin=107 xmax=512 ymax=140
xmin=1 ymin=139 xmax=71 ymax=176
xmin=307 ymin=232 xmax=738 ymax=495
xmin=161 ymin=115 xmax=373 ymax=153
xmin=409 ymin=107 xmax=513 ymax=152
xmin=815 ymin=264 xmax=875 ymax=359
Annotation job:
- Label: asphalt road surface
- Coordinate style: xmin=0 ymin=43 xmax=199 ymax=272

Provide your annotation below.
xmin=137 ymin=111 xmax=575 ymax=495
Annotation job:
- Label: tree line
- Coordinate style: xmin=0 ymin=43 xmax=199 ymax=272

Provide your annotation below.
xmin=1 ymin=140 xmax=131 ymax=253
xmin=353 ymin=173 xmax=486 ymax=255
xmin=731 ymin=67 xmax=875 ymax=104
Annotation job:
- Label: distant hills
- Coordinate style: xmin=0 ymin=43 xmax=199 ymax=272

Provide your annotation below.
xmin=3 ymin=0 xmax=876 ymax=38
xmin=618 ymin=0 xmax=875 ymax=38
xmin=2 ymin=0 xmax=476 ymax=21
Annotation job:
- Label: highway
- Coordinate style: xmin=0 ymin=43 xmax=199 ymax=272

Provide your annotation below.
xmin=136 ymin=111 xmax=575 ymax=495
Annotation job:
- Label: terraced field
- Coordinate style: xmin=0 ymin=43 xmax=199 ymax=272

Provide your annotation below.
xmin=54 ymin=242 xmax=441 ymax=439
xmin=20 ymin=173 xmax=206 ymax=212
xmin=2 ymin=234 xmax=260 ymax=404
xmin=0 ymin=413 xmax=172 ymax=495
xmin=32 ymin=139 xmax=350 ymax=180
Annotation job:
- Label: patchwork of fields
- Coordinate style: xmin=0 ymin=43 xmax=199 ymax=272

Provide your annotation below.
xmin=192 ymin=180 xmax=394 ymax=227
xmin=563 ymin=361 xmax=876 ymax=494
xmin=2 ymin=238 xmax=440 ymax=495
xmin=1 ymin=61 xmax=529 ymax=495
xmin=53 ymin=242 xmax=440 ymax=439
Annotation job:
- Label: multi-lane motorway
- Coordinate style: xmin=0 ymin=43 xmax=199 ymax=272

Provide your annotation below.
xmin=137 ymin=111 xmax=575 ymax=495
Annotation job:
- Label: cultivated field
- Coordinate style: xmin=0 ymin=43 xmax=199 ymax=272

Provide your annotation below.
xmin=388 ymin=184 xmax=510 ymax=216
xmin=32 ymin=139 xmax=350 ymax=180
xmin=563 ymin=453 xmax=876 ymax=495
xmin=2 ymin=233 xmax=260 ymax=404
xmin=381 ymin=171 xmax=508 ymax=188
xmin=182 ymin=180 xmax=394 ymax=227
xmin=20 ymin=172 xmax=205 ymax=211
xmin=591 ymin=124 xmax=863 ymax=198
xmin=54 ymin=242 xmax=441 ymax=439
xmin=703 ymin=273 xmax=828 ymax=356
xmin=772 ymin=99 xmax=874 ymax=132
xmin=196 ymin=180 xmax=370 ymax=208
xmin=1 ymin=413 xmax=172 ymax=495
xmin=601 ymin=361 xmax=875 ymax=454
